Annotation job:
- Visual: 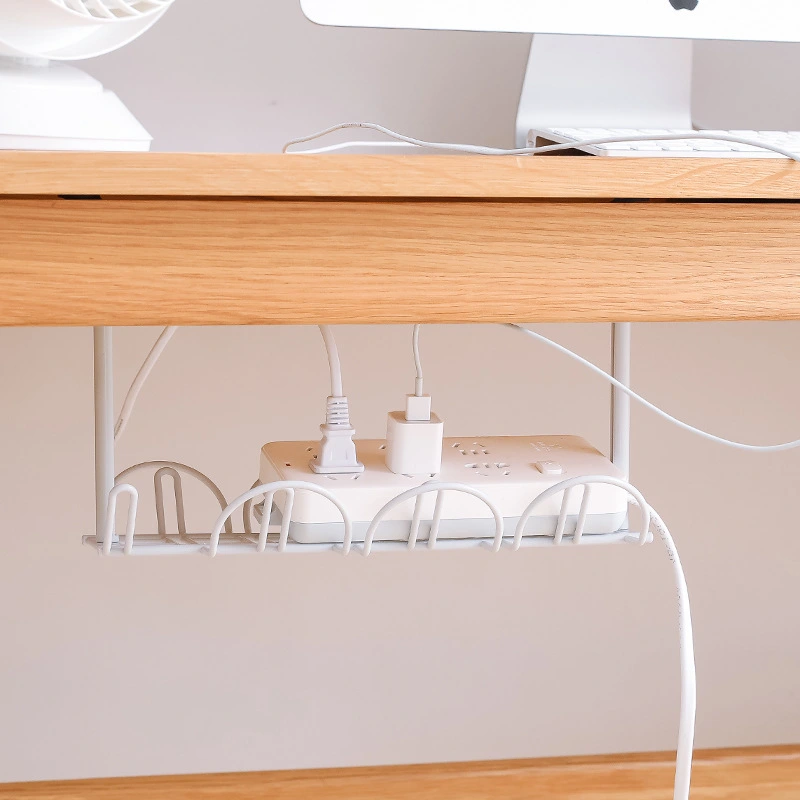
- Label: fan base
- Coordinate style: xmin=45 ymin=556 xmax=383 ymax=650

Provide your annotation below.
xmin=0 ymin=59 xmax=152 ymax=152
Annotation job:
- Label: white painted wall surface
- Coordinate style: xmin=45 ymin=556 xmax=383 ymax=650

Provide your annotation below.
xmin=0 ymin=0 xmax=799 ymax=782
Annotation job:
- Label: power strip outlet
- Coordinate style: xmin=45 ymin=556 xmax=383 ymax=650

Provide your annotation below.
xmin=259 ymin=435 xmax=627 ymax=544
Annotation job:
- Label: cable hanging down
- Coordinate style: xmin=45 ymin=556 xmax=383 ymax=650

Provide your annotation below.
xmin=114 ymin=326 xmax=178 ymax=442
xmin=651 ymin=510 xmax=696 ymax=800
xmin=506 ymin=324 xmax=800 ymax=453
xmin=412 ymin=323 xmax=424 ymax=397
xmin=319 ymin=324 xmax=344 ymax=398
xmin=114 ymin=324 xmax=800 ymax=454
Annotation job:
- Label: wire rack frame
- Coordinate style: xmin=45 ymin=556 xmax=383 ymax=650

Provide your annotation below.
xmin=84 ymin=464 xmax=653 ymax=557
xmin=86 ymin=326 xmax=639 ymax=557
xmin=87 ymin=324 xmax=636 ymax=557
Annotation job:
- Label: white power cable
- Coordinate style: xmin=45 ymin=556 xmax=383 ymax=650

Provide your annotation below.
xmin=114 ymin=326 xmax=178 ymax=442
xmin=319 ymin=325 xmax=344 ymax=398
xmin=285 ymin=140 xmax=413 ymax=155
xmin=507 ymin=324 xmax=800 ymax=453
xmin=651 ymin=509 xmax=696 ymax=800
xmin=412 ymin=324 xmax=423 ymax=397
xmin=283 ymin=121 xmax=800 ymax=162
xmin=115 ymin=322 xmax=800 ymax=453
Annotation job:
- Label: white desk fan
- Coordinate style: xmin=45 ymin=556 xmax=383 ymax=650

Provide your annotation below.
xmin=0 ymin=0 xmax=176 ymax=151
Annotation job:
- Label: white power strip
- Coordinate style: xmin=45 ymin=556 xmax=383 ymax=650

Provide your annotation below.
xmin=259 ymin=435 xmax=628 ymax=544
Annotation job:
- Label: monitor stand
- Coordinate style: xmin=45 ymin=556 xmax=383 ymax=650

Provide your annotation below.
xmin=515 ymin=35 xmax=693 ymax=147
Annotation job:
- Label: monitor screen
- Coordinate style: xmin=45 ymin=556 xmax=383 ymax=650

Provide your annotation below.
xmin=301 ymin=0 xmax=800 ymax=43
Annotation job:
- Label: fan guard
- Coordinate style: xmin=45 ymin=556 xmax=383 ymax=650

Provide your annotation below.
xmin=52 ymin=0 xmax=172 ymax=19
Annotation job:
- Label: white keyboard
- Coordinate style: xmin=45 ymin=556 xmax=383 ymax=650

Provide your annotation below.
xmin=531 ymin=127 xmax=800 ymax=158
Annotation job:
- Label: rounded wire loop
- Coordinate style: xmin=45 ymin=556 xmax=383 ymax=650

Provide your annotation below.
xmin=427 ymin=490 xmax=447 ymax=550
xmin=115 ymin=460 xmax=232 ymax=535
xmin=278 ymin=490 xmax=296 ymax=552
xmin=574 ymin=485 xmax=593 ymax=545
xmin=407 ymin=494 xmax=425 ymax=550
xmin=102 ymin=483 xmax=139 ymax=555
xmin=243 ymin=479 xmax=263 ymax=535
xmin=362 ymin=480 xmax=504 ymax=557
xmin=208 ymin=480 xmax=352 ymax=557
xmin=257 ymin=491 xmax=276 ymax=553
xmin=553 ymin=486 xmax=574 ymax=545
xmin=153 ymin=466 xmax=186 ymax=538
xmin=513 ymin=475 xmax=650 ymax=550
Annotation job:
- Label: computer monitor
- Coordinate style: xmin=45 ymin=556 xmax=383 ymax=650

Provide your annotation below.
xmin=301 ymin=1 xmax=800 ymax=146
xmin=300 ymin=0 xmax=800 ymax=42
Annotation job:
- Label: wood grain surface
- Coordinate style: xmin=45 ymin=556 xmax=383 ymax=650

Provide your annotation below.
xmin=2 ymin=151 xmax=800 ymax=199
xmin=1 ymin=746 xmax=797 ymax=799
xmin=2 ymin=198 xmax=800 ymax=326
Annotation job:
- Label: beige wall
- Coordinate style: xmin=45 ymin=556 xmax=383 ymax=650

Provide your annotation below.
xmin=1 ymin=0 xmax=799 ymax=782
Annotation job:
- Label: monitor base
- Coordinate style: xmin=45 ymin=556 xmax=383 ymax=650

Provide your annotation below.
xmin=515 ymin=35 xmax=693 ymax=148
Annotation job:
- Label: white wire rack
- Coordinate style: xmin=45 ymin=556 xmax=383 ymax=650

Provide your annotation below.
xmin=86 ymin=323 xmax=637 ymax=557
xmin=83 ymin=467 xmax=653 ymax=557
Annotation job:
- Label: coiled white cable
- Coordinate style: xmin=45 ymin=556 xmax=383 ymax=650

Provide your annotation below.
xmin=283 ymin=121 xmax=800 ymax=162
xmin=507 ymin=324 xmax=800 ymax=453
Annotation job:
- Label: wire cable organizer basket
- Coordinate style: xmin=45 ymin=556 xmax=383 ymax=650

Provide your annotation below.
xmin=85 ymin=466 xmax=654 ymax=557
xmin=81 ymin=324 xmax=695 ymax=800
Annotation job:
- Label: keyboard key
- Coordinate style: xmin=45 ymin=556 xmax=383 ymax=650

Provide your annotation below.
xmin=551 ymin=128 xmax=583 ymax=137
xmin=594 ymin=142 xmax=634 ymax=150
xmin=691 ymin=141 xmax=733 ymax=151
xmin=631 ymin=141 xmax=664 ymax=150
xmin=729 ymin=143 xmax=768 ymax=152
xmin=660 ymin=142 xmax=695 ymax=151
xmin=576 ymin=128 xmax=611 ymax=137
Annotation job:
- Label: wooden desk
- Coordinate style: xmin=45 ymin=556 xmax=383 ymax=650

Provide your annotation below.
xmin=2 ymin=747 xmax=799 ymax=799
xmin=2 ymin=153 xmax=798 ymax=797
xmin=2 ymin=152 xmax=800 ymax=326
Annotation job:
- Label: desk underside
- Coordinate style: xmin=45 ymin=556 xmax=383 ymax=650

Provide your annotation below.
xmin=1 ymin=197 xmax=798 ymax=325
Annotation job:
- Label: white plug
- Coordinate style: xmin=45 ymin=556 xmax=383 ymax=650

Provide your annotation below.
xmin=385 ymin=394 xmax=443 ymax=476
xmin=310 ymin=396 xmax=364 ymax=474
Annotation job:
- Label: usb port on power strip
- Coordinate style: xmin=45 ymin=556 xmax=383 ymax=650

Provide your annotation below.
xmin=259 ymin=435 xmax=627 ymax=544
